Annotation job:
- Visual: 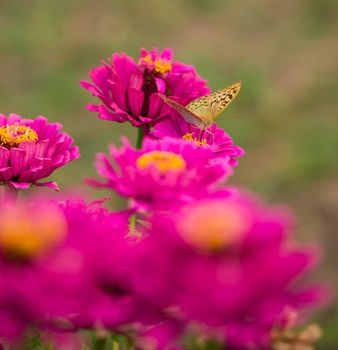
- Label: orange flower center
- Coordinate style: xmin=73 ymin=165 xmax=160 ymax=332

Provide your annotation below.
xmin=0 ymin=204 xmax=67 ymax=259
xmin=136 ymin=151 xmax=186 ymax=173
xmin=0 ymin=124 xmax=38 ymax=148
xmin=182 ymin=133 xmax=207 ymax=146
xmin=142 ymin=54 xmax=172 ymax=75
xmin=177 ymin=201 xmax=250 ymax=252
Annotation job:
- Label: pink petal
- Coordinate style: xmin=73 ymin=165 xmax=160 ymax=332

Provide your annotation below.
xmin=148 ymin=94 xmax=163 ymax=117
xmin=7 ymin=114 xmax=22 ymax=124
xmin=85 ymin=177 xmax=107 ymax=188
xmin=8 ymin=181 xmax=31 ymax=189
xmin=111 ymin=53 xmax=137 ymax=90
xmin=109 ymin=82 xmax=127 ymax=110
xmin=0 ymin=167 xmax=12 ymax=181
xmin=97 ymin=104 xmax=129 ymax=123
xmin=0 ymin=115 xmax=7 ymax=126
xmin=139 ymin=48 xmax=148 ymax=59
xmin=35 ymin=140 xmax=49 ymax=158
xmin=19 ymin=141 xmax=36 ymax=169
xmin=128 ymin=88 xmax=144 ymax=116
xmin=160 ymin=48 xmax=173 ymax=61
xmin=30 ymin=117 xmax=48 ymax=137
xmin=130 ymin=72 xmax=143 ymax=90
xmin=0 ymin=146 xmax=9 ymax=167
xmin=89 ymin=66 xmax=111 ymax=92
xmin=34 ymin=181 xmax=60 ymax=191
xmin=9 ymin=148 xmax=26 ymax=177
xmin=155 ymin=78 xmax=166 ymax=93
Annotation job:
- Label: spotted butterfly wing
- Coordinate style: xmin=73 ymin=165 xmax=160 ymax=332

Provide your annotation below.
xmin=186 ymin=82 xmax=241 ymax=124
xmin=158 ymin=94 xmax=207 ymax=129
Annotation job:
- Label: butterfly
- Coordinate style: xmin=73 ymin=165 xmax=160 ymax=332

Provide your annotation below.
xmin=159 ymin=82 xmax=241 ymax=130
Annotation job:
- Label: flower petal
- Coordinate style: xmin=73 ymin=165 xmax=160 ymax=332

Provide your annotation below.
xmin=34 ymin=181 xmax=60 ymax=191
xmin=9 ymin=148 xmax=26 ymax=177
xmin=8 ymin=181 xmax=31 ymax=189
xmin=155 ymin=78 xmax=166 ymax=93
xmin=0 ymin=146 xmax=9 ymax=167
xmin=148 ymin=94 xmax=163 ymax=118
xmin=128 ymin=88 xmax=144 ymax=117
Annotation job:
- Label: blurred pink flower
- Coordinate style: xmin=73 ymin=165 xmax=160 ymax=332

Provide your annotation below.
xmin=0 ymin=192 xmax=328 ymax=350
xmin=81 ymin=48 xmax=210 ymax=127
xmin=0 ymin=196 xmax=180 ymax=348
xmin=87 ymin=137 xmax=232 ymax=210
xmin=130 ymin=191 xmax=328 ymax=349
xmin=0 ymin=197 xmax=133 ymax=340
xmin=0 ymin=114 xmax=79 ymax=191
xmin=152 ymin=116 xmax=245 ymax=166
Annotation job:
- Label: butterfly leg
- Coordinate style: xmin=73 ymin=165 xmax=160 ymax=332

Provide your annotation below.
xmin=198 ymin=128 xmax=203 ymax=140
xmin=190 ymin=125 xmax=203 ymax=141
xmin=205 ymin=128 xmax=215 ymax=145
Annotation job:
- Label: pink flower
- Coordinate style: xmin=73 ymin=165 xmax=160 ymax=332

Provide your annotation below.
xmin=0 ymin=196 xmax=170 ymax=346
xmin=130 ymin=191 xmax=327 ymax=349
xmin=81 ymin=48 xmax=210 ymax=127
xmin=87 ymin=137 xmax=231 ymax=210
xmin=138 ymin=48 xmax=174 ymax=76
xmin=0 ymin=192 xmax=328 ymax=350
xmin=0 ymin=114 xmax=79 ymax=190
xmin=0 ymin=197 xmax=132 ymax=339
xmin=152 ymin=116 xmax=245 ymax=166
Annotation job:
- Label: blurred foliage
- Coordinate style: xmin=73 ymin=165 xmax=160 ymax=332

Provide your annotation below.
xmin=0 ymin=0 xmax=338 ymax=348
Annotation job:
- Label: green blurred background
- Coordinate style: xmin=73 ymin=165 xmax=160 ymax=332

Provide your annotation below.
xmin=0 ymin=0 xmax=337 ymax=347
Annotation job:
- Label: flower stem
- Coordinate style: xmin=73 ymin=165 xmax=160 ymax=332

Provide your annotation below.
xmin=129 ymin=214 xmax=137 ymax=233
xmin=92 ymin=337 xmax=107 ymax=350
xmin=3 ymin=186 xmax=19 ymax=203
xmin=136 ymin=126 xmax=144 ymax=149
xmin=112 ymin=340 xmax=119 ymax=350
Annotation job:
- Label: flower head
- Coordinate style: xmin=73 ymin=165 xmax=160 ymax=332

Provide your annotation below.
xmin=130 ymin=191 xmax=327 ymax=349
xmin=0 ymin=114 xmax=80 ymax=190
xmin=87 ymin=137 xmax=231 ymax=210
xmin=138 ymin=48 xmax=173 ymax=76
xmin=0 ymin=196 xmax=136 ymax=340
xmin=177 ymin=198 xmax=250 ymax=252
xmin=152 ymin=116 xmax=245 ymax=166
xmin=81 ymin=48 xmax=210 ymax=127
xmin=0 ymin=201 xmax=67 ymax=259
xmin=0 ymin=124 xmax=38 ymax=148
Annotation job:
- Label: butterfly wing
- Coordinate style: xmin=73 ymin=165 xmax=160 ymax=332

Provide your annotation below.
xmin=158 ymin=94 xmax=207 ymax=129
xmin=186 ymin=81 xmax=241 ymax=121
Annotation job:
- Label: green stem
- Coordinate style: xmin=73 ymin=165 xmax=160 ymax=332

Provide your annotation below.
xmin=112 ymin=340 xmax=119 ymax=350
xmin=136 ymin=126 xmax=144 ymax=149
xmin=129 ymin=214 xmax=136 ymax=234
xmin=93 ymin=336 xmax=108 ymax=350
xmin=4 ymin=186 xmax=19 ymax=203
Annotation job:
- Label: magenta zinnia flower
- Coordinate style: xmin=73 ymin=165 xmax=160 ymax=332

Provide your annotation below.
xmin=152 ymin=116 xmax=245 ymax=166
xmin=130 ymin=191 xmax=327 ymax=349
xmin=0 ymin=196 xmax=133 ymax=339
xmin=0 ymin=195 xmax=182 ymax=348
xmin=87 ymin=137 xmax=231 ymax=210
xmin=81 ymin=47 xmax=210 ymax=127
xmin=0 ymin=114 xmax=79 ymax=190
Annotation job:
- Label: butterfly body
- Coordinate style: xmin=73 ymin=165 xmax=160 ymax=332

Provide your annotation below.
xmin=159 ymin=82 xmax=241 ymax=130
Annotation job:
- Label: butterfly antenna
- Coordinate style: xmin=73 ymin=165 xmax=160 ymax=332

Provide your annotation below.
xmin=216 ymin=114 xmax=240 ymax=122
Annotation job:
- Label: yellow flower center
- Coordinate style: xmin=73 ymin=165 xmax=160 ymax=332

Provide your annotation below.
xmin=142 ymin=54 xmax=172 ymax=75
xmin=177 ymin=201 xmax=250 ymax=252
xmin=182 ymin=133 xmax=207 ymax=146
xmin=0 ymin=124 xmax=38 ymax=148
xmin=136 ymin=151 xmax=186 ymax=173
xmin=0 ymin=204 xmax=67 ymax=259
